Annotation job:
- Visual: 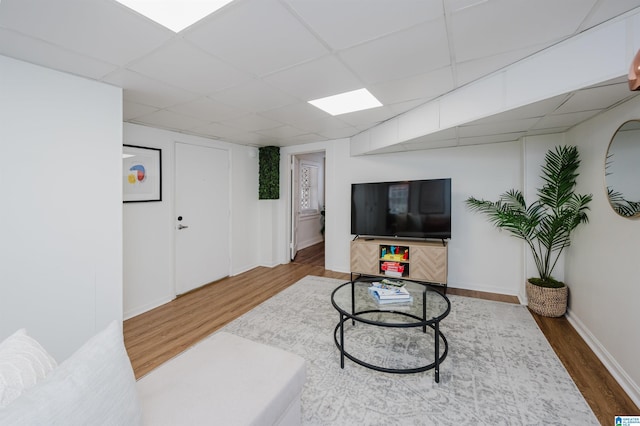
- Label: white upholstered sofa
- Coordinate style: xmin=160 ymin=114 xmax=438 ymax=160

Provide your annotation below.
xmin=0 ymin=322 xmax=306 ymax=425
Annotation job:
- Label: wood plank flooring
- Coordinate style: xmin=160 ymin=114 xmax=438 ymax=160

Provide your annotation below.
xmin=124 ymin=242 xmax=638 ymax=424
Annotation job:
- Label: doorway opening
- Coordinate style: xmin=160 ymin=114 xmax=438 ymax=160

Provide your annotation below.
xmin=290 ymin=151 xmax=326 ymax=266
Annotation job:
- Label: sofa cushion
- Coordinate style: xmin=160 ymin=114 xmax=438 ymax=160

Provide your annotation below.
xmin=0 ymin=321 xmax=142 ymax=426
xmin=137 ymin=331 xmax=306 ymax=426
xmin=0 ymin=329 xmax=57 ymax=408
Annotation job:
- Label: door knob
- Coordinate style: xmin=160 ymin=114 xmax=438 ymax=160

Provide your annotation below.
xmin=177 ymin=224 xmax=189 ymax=230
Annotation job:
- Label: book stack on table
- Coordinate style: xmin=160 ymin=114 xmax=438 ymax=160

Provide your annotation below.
xmin=368 ymin=280 xmax=413 ymax=305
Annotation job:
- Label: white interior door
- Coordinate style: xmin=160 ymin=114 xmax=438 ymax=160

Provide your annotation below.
xmin=175 ymin=142 xmax=230 ymax=295
xmin=290 ymin=156 xmax=299 ymax=260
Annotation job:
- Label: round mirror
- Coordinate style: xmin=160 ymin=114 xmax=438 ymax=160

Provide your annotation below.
xmin=606 ymin=120 xmax=640 ymax=218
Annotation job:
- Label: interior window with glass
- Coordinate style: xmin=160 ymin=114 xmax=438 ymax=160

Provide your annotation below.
xmin=300 ymin=163 xmax=319 ymax=214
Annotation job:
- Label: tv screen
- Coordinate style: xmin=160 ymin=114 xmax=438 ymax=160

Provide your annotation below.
xmin=351 ymin=178 xmax=451 ymax=239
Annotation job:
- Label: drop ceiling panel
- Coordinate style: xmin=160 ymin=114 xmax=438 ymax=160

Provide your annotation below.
xmin=192 ymin=122 xmax=246 ymax=140
xmin=2 ymin=0 xmax=639 ymax=150
xmin=133 ymin=109 xmax=209 ymax=131
xmin=168 ymin=97 xmax=247 ymax=123
xmin=554 ymin=82 xmax=634 ymax=114
xmin=259 ymin=102 xmax=330 ymax=127
xmin=278 ymin=133 xmax=328 ymax=146
xmin=455 ymin=43 xmax=547 ymax=86
xmin=104 ymin=70 xmax=199 ymax=108
xmin=208 ymin=79 xmax=297 ymax=112
xmin=127 ymin=40 xmax=252 ymax=94
xmin=285 ymin=0 xmax=443 ymax=50
xmin=370 ymin=67 xmax=454 ymax=105
xmin=468 ymin=95 xmax=568 ymax=124
xmin=451 ymin=0 xmax=597 ymax=63
xmin=185 ymin=0 xmax=328 ymax=77
xmin=223 ymin=114 xmax=284 ymax=132
xmin=339 ymin=21 xmax=450 ymax=85
xmin=0 ymin=0 xmax=172 ymax=66
xmin=579 ymin=1 xmax=640 ymax=30
xmin=0 ymin=28 xmax=119 ymax=80
xmin=532 ymin=110 xmax=601 ymax=130
xmin=263 ymin=55 xmax=363 ymax=101
xmin=256 ymin=125 xmax=306 ymax=139
xmin=123 ymin=101 xmax=159 ymax=120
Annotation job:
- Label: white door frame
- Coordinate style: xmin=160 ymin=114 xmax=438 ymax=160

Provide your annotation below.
xmin=287 ymin=150 xmax=326 ymax=264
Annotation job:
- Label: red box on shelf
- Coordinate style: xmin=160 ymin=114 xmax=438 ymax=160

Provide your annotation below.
xmin=380 ymin=262 xmax=404 ymax=273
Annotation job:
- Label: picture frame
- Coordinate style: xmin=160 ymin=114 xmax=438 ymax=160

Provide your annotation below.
xmin=123 ymin=144 xmax=162 ymax=203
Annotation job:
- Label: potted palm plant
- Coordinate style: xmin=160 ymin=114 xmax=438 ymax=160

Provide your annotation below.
xmin=466 ymin=145 xmax=592 ymax=317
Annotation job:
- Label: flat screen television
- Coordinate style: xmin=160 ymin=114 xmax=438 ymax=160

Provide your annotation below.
xmin=351 ymin=178 xmax=451 ymax=240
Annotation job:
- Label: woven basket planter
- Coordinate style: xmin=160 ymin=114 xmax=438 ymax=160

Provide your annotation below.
xmin=526 ymin=280 xmax=568 ymax=317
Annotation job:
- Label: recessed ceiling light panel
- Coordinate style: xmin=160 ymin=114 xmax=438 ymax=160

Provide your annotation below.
xmin=115 ymin=0 xmax=234 ymax=33
xmin=308 ymin=89 xmax=383 ymax=116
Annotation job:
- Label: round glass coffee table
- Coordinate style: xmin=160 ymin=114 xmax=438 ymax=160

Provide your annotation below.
xmin=331 ymin=277 xmax=450 ymax=382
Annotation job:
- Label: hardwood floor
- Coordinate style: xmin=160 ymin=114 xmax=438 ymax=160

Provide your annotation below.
xmin=124 ymin=242 xmax=638 ymax=424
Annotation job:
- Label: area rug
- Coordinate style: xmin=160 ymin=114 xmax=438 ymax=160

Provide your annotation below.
xmin=221 ymin=276 xmax=598 ymax=425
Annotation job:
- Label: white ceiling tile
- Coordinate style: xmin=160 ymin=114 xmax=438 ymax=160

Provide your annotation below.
xmin=451 ymin=0 xmax=597 ymax=63
xmin=3 ymin=0 xmax=638 ymax=150
xmin=168 ymin=97 xmax=247 ymax=122
xmin=316 ymin=126 xmax=360 ymax=140
xmin=470 ymin=95 xmax=568 ymax=124
xmin=370 ymin=68 xmax=454 ymax=105
xmin=256 ymin=125 xmax=306 ymax=139
xmin=339 ymin=20 xmax=450 ymax=85
xmin=554 ymin=82 xmax=635 ymax=114
xmin=223 ymin=114 xmax=284 ymax=132
xmin=532 ymin=110 xmax=601 ymax=130
xmin=455 ymin=43 xmax=547 ymax=86
xmin=133 ymin=110 xmax=209 ymax=131
xmin=103 ymin=70 xmax=199 ymax=108
xmin=285 ymin=0 xmax=443 ymax=50
xmin=294 ymin=116 xmax=356 ymax=134
xmin=579 ymin=0 xmax=640 ymax=30
xmin=185 ymin=0 xmax=328 ymax=77
xmin=208 ymin=79 xmax=298 ymax=112
xmin=0 ymin=28 xmax=119 ymax=80
xmin=191 ymin=122 xmax=246 ymax=139
xmin=336 ymin=105 xmax=398 ymax=127
xmin=128 ymin=40 xmax=252 ymax=94
xmin=259 ymin=103 xmax=330 ymax=126
xmin=123 ymin=101 xmax=159 ymax=120
xmin=278 ymin=133 xmax=327 ymax=146
xmin=263 ymin=55 xmax=363 ymax=101
xmin=0 ymin=0 xmax=172 ymax=66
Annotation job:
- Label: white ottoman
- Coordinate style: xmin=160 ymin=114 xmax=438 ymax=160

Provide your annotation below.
xmin=136 ymin=332 xmax=306 ymax=426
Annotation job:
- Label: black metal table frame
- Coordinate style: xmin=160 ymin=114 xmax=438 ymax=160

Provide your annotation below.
xmin=331 ymin=278 xmax=451 ymax=382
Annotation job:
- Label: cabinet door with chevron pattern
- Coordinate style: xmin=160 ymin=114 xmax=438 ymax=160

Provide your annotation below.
xmin=350 ymin=241 xmax=379 ymax=275
xmin=411 ymin=245 xmax=447 ymax=284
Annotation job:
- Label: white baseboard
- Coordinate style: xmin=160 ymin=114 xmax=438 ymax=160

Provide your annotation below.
xmin=566 ymin=308 xmax=640 ymax=407
xmin=447 ymin=280 xmax=521 ymax=301
xmin=124 ymin=295 xmax=175 ymax=320
xmin=297 ymin=236 xmax=324 ymax=251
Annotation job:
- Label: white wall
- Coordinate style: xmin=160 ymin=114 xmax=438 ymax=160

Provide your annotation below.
xmin=564 ymin=95 xmax=640 ymax=405
xmin=282 ymin=139 xmax=526 ymax=296
xmin=123 ymin=123 xmax=260 ymax=319
xmin=0 ymin=56 xmax=122 ymax=361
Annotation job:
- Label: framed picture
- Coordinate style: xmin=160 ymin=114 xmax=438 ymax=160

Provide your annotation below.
xmin=123 ymin=144 xmax=162 ymax=203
